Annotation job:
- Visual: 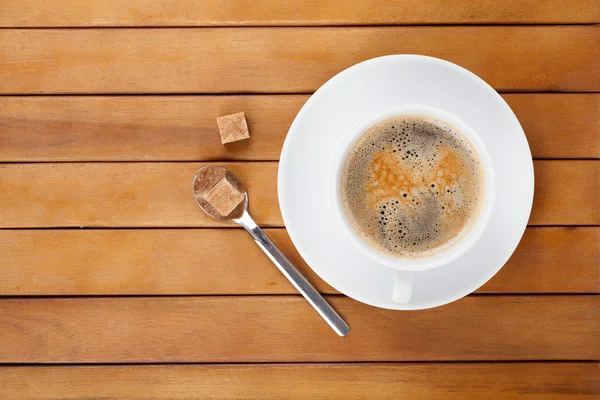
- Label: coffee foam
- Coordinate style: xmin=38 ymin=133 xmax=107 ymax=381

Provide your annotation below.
xmin=340 ymin=115 xmax=484 ymax=258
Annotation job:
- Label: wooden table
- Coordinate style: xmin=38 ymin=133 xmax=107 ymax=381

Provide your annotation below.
xmin=1 ymin=1 xmax=599 ymax=398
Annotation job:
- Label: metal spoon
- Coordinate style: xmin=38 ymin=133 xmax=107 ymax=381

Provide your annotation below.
xmin=193 ymin=166 xmax=350 ymax=337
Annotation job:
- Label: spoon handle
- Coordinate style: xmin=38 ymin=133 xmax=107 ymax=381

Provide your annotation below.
xmin=237 ymin=212 xmax=350 ymax=337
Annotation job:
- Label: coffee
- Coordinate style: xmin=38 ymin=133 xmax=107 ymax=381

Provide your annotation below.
xmin=340 ymin=115 xmax=484 ymax=258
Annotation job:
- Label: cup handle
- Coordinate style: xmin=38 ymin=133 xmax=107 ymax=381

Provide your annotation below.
xmin=392 ymin=271 xmax=415 ymax=304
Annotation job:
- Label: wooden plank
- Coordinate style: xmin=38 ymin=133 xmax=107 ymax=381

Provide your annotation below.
xmin=503 ymin=94 xmax=600 ymax=159
xmin=2 ymin=0 xmax=599 ymax=27
xmin=479 ymin=228 xmax=600 ymax=294
xmin=0 ymin=296 xmax=597 ymax=362
xmin=0 ymin=161 xmax=597 ymax=228
xmin=0 ymin=95 xmax=299 ymax=162
xmin=530 ymin=161 xmax=600 ymax=225
xmin=1 ymin=228 xmax=597 ymax=295
xmin=0 ymin=363 xmax=597 ymax=400
xmin=0 ymin=27 xmax=598 ymax=94
xmin=1 ymin=94 xmax=598 ymax=162
xmin=0 ymin=162 xmax=278 ymax=228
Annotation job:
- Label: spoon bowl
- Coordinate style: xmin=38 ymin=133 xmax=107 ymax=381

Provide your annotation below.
xmin=193 ymin=166 xmax=247 ymax=220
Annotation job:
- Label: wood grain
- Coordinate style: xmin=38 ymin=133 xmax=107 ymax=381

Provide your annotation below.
xmin=0 ymin=161 xmax=597 ymax=228
xmin=2 ymin=0 xmax=599 ymax=26
xmin=1 ymin=363 xmax=597 ymax=400
xmin=0 ymin=162 xmax=279 ymax=228
xmin=1 ymin=228 xmax=597 ymax=295
xmin=1 ymin=0 xmax=597 ymax=395
xmin=479 ymin=228 xmax=600 ymax=294
xmin=1 ymin=296 xmax=598 ymax=363
xmin=1 ymin=94 xmax=598 ymax=162
xmin=1 ymin=27 xmax=598 ymax=94
xmin=530 ymin=161 xmax=600 ymax=225
xmin=504 ymin=94 xmax=600 ymax=159
xmin=0 ymin=95 xmax=297 ymax=162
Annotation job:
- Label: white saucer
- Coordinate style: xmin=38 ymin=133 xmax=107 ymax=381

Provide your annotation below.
xmin=278 ymin=55 xmax=534 ymax=310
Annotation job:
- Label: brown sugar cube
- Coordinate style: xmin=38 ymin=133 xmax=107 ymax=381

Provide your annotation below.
xmin=217 ymin=112 xmax=250 ymax=144
xmin=203 ymin=177 xmax=245 ymax=216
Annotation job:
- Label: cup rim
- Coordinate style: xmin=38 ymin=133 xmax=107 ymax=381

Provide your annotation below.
xmin=331 ymin=104 xmax=496 ymax=272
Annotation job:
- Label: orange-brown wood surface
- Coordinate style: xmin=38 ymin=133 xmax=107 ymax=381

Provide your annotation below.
xmin=0 ymin=161 xmax=598 ymax=227
xmin=1 ymin=296 xmax=598 ymax=363
xmin=2 ymin=0 xmax=599 ymax=26
xmin=1 ymin=1 xmax=598 ymax=398
xmin=1 ymin=228 xmax=598 ymax=295
xmin=1 ymin=94 xmax=598 ymax=161
xmin=0 ymin=364 xmax=597 ymax=400
xmin=1 ymin=27 xmax=599 ymax=94
xmin=530 ymin=161 xmax=600 ymax=225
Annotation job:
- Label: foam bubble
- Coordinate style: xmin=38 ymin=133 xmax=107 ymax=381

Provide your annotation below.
xmin=340 ymin=115 xmax=485 ymax=258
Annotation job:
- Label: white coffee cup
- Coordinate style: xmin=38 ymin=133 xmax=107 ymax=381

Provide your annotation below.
xmin=331 ymin=105 xmax=495 ymax=304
